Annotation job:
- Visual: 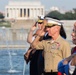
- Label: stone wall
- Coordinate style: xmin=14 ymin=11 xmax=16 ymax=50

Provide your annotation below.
xmin=11 ymin=19 xmax=35 ymax=29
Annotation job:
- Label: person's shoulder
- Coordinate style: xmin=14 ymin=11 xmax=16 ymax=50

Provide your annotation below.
xmin=59 ymin=37 xmax=70 ymax=47
xmin=58 ymin=59 xmax=64 ymax=68
xmin=61 ymin=37 xmax=69 ymax=44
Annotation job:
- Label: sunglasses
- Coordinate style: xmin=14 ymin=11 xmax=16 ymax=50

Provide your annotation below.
xmin=38 ymin=22 xmax=43 ymax=24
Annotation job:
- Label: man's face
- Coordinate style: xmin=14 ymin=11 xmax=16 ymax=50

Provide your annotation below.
xmin=71 ymin=22 xmax=76 ymax=44
xmin=37 ymin=22 xmax=43 ymax=29
xmin=46 ymin=26 xmax=58 ymax=37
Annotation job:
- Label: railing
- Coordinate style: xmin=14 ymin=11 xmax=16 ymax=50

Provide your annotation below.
xmin=0 ymin=28 xmax=30 ymax=48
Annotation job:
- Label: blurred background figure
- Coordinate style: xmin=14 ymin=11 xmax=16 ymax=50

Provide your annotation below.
xmin=58 ymin=22 xmax=76 ymax=75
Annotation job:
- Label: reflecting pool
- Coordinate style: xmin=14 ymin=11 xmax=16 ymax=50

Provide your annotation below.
xmin=0 ymin=48 xmax=29 ymax=75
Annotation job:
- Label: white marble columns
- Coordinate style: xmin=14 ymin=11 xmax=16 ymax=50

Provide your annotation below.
xmin=5 ymin=7 xmax=44 ymax=19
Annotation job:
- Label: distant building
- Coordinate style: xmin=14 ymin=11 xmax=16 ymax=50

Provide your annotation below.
xmin=5 ymin=0 xmax=44 ymax=20
xmin=50 ymin=6 xmax=59 ymax=11
xmin=50 ymin=6 xmax=66 ymax=14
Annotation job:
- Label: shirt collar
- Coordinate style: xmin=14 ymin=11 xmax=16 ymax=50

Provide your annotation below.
xmin=47 ymin=35 xmax=61 ymax=44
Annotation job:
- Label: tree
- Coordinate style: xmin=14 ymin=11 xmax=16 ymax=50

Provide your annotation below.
xmin=45 ymin=10 xmax=64 ymax=20
xmin=0 ymin=13 xmax=4 ymax=19
xmin=64 ymin=11 xmax=74 ymax=20
xmin=45 ymin=10 xmax=76 ymax=20
xmin=73 ymin=8 xmax=76 ymax=13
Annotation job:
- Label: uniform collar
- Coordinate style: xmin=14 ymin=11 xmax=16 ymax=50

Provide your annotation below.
xmin=47 ymin=35 xmax=61 ymax=44
xmin=55 ymin=35 xmax=61 ymax=42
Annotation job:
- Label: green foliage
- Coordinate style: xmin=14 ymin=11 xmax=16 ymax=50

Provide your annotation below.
xmin=45 ymin=9 xmax=76 ymax=20
xmin=0 ymin=13 xmax=11 ymax=27
xmin=45 ymin=11 xmax=63 ymax=20
xmin=0 ymin=13 xmax=4 ymax=19
xmin=64 ymin=11 xmax=73 ymax=20
xmin=0 ymin=21 xmax=11 ymax=27
xmin=73 ymin=8 xmax=76 ymax=13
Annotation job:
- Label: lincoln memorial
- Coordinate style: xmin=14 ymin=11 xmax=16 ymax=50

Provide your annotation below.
xmin=5 ymin=0 xmax=44 ymax=20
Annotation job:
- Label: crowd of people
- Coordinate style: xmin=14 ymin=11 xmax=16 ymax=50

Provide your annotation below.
xmin=24 ymin=16 xmax=76 ymax=75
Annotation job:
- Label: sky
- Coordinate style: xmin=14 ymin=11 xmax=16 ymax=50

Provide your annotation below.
xmin=0 ymin=0 xmax=76 ymax=12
